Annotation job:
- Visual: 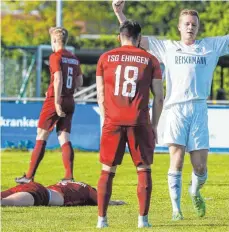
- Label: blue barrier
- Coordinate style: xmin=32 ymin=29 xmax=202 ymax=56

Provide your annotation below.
xmin=1 ymin=101 xmax=229 ymax=153
xmin=1 ymin=102 xmax=100 ymax=151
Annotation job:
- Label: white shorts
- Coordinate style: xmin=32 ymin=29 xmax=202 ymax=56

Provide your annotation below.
xmin=162 ymin=101 xmax=209 ymax=152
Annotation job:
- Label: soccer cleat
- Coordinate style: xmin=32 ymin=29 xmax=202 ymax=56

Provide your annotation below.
xmin=96 ymin=216 xmax=108 ymax=228
xmin=58 ymin=178 xmax=75 ymax=184
xmin=189 ymin=184 xmax=206 ymax=217
xmin=172 ymin=211 xmax=184 ymax=221
xmin=15 ymin=174 xmax=33 ymax=184
xmin=190 ymin=192 xmax=206 ymax=217
xmin=138 ymin=215 xmax=152 ymax=228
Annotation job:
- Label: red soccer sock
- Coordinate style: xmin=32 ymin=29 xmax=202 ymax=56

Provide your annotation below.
xmin=61 ymin=141 xmax=74 ymax=179
xmin=137 ymin=169 xmax=152 ymax=216
xmin=97 ymin=170 xmax=115 ymax=217
xmin=26 ymin=140 xmax=46 ymax=178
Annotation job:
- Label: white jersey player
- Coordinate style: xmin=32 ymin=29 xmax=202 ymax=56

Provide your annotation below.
xmin=112 ymin=0 xmax=229 ymax=221
xmin=148 ymin=35 xmax=229 ymax=108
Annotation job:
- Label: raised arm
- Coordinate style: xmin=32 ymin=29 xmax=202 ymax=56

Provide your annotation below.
xmin=112 ymin=0 xmax=126 ymax=24
xmin=112 ymin=0 xmax=149 ymax=51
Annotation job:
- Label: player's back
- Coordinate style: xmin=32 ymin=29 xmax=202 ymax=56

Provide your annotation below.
xmin=48 ymin=49 xmax=81 ymax=98
xmin=97 ymin=45 xmax=160 ymax=125
xmin=47 ymin=182 xmax=97 ymax=206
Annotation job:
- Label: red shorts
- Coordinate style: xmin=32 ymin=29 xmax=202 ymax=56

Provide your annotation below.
xmin=1 ymin=182 xmax=49 ymax=206
xmin=38 ymin=96 xmax=75 ymax=133
xmin=100 ymin=124 xmax=155 ymax=167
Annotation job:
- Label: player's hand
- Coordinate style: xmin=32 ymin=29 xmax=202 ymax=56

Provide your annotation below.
xmin=109 ymin=200 xmax=126 ymax=205
xmin=45 ymin=92 xmax=48 ymax=98
xmin=55 ymin=103 xmax=66 ymax=117
xmin=112 ymin=0 xmax=125 ymax=14
xmin=152 ymin=127 xmax=158 ymax=144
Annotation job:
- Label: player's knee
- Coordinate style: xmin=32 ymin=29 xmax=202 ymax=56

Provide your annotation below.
xmin=36 ymin=128 xmax=49 ymax=140
xmin=57 ymin=131 xmax=70 ymax=146
xmin=170 ymin=159 xmax=183 ymax=171
xmin=193 ymin=164 xmax=207 ymax=175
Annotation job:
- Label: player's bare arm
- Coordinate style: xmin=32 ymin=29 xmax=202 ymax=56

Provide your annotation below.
xmin=96 ymin=75 xmax=105 ymax=120
xmin=76 ymin=74 xmax=83 ymax=88
xmin=112 ymin=0 xmax=126 ymax=24
xmin=109 ymin=200 xmax=126 ymax=205
xmin=151 ymin=79 xmax=164 ymax=143
xmin=112 ymin=0 xmax=149 ymax=51
xmin=54 ymin=71 xmax=66 ymax=117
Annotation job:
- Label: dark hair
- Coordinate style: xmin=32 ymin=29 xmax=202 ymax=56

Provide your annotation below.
xmin=119 ymin=20 xmax=141 ymax=41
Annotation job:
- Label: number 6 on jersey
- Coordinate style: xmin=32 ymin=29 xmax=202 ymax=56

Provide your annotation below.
xmin=66 ymin=67 xmax=73 ymax=89
xmin=114 ymin=65 xmax=138 ymax=97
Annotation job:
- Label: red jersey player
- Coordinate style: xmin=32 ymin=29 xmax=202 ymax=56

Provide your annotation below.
xmin=96 ymin=20 xmax=164 ymax=228
xmin=15 ymin=27 xmax=83 ymax=184
xmin=1 ymin=182 xmax=125 ymax=207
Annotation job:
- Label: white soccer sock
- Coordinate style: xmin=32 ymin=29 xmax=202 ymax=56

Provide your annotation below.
xmin=138 ymin=215 xmax=151 ymax=228
xmin=168 ymin=170 xmax=182 ymax=213
xmin=191 ymin=171 xmax=208 ymax=196
xmin=138 ymin=215 xmax=148 ymax=223
xmin=97 ymin=216 xmax=107 ymax=223
xmin=97 ymin=216 xmax=108 ymax=228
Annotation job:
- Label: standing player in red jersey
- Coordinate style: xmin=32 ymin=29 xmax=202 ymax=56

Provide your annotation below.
xmin=1 ymin=182 xmax=125 ymax=207
xmin=96 ymin=20 xmax=164 ymax=228
xmin=15 ymin=27 xmax=83 ymax=184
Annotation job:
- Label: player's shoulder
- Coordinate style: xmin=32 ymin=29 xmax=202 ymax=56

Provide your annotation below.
xmin=49 ymin=52 xmax=57 ymax=59
xmin=137 ymin=48 xmax=160 ymax=63
xmin=97 ymin=48 xmax=120 ymax=62
xmin=65 ymin=49 xmax=78 ymax=59
xmin=49 ymin=51 xmax=61 ymax=62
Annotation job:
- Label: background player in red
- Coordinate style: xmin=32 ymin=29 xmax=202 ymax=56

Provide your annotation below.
xmin=96 ymin=20 xmax=164 ymax=228
xmin=1 ymin=182 xmax=125 ymax=207
xmin=15 ymin=27 xmax=83 ymax=184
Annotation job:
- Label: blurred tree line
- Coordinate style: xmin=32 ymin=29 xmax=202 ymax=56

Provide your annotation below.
xmin=1 ymin=1 xmax=229 ymax=98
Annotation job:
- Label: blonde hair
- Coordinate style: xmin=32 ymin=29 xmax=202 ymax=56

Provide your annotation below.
xmin=49 ymin=27 xmax=69 ymax=45
xmin=179 ymin=9 xmax=200 ymax=23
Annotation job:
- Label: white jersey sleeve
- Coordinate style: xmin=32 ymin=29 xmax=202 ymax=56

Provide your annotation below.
xmin=147 ymin=36 xmax=167 ymax=63
xmin=209 ymin=35 xmax=229 ymax=56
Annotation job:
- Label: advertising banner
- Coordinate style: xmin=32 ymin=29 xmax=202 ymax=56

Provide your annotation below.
xmin=1 ymin=102 xmax=229 ymax=153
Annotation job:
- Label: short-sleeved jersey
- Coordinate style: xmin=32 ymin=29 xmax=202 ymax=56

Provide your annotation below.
xmin=47 ymin=49 xmax=82 ymax=98
xmin=0 ymin=182 xmax=49 ymax=206
xmin=148 ymin=35 xmax=229 ymax=108
xmin=47 ymin=182 xmax=97 ymax=206
xmin=96 ymin=45 xmax=162 ymax=125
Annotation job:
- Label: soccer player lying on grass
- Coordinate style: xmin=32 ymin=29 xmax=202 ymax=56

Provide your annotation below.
xmin=112 ymin=0 xmax=229 ymax=221
xmin=1 ymin=182 xmax=125 ymax=207
xmin=15 ymin=27 xmax=83 ymax=184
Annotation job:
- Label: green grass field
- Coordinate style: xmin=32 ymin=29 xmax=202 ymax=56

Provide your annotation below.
xmin=1 ymin=151 xmax=229 ymax=232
